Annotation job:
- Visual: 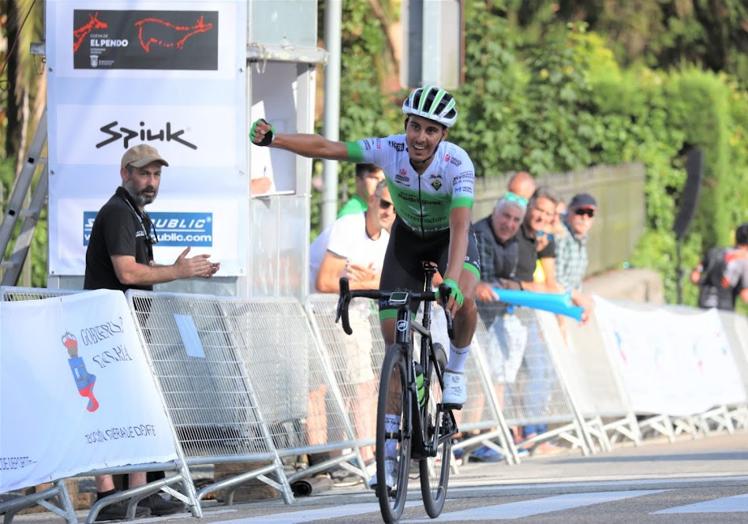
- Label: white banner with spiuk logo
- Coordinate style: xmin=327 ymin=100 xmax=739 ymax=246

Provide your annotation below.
xmin=46 ymin=0 xmax=248 ymax=276
xmin=0 ymin=290 xmax=177 ymax=492
xmin=593 ymin=297 xmax=746 ymax=417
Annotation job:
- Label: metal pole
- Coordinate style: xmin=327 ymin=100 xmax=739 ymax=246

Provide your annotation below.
xmin=675 ymin=239 xmax=683 ymax=304
xmin=322 ymin=0 xmax=342 ymax=229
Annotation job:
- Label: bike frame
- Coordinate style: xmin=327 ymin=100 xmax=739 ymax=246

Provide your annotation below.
xmin=339 ymin=265 xmax=456 ymax=459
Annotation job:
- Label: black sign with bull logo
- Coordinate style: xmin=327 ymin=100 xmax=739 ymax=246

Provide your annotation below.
xmin=73 ymin=10 xmax=218 ymax=70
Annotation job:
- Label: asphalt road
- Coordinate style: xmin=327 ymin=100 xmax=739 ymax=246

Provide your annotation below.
xmin=14 ymin=432 xmax=748 ymax=523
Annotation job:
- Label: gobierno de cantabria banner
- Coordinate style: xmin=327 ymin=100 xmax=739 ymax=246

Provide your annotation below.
xmin=46 ymin=0 xmax=248 ymax=276
xmin=0 ymin=290 xmax=177 ymax=492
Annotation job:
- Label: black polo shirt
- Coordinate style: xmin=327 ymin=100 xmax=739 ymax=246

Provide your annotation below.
xmin=84 ymin=187 xmax=155 ymax=292
xmin=474 ymin=215 xmax=519 ymax=283
xmin=514 ymin=223 xmax=555 ymax=282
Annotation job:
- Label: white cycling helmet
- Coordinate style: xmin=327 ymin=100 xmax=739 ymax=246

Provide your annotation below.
xmin=402 ymin=85 xmax=458 ymax=128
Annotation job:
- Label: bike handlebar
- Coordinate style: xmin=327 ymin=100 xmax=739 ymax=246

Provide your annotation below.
xmin=335 ymin=277 xmax=454 ymax=339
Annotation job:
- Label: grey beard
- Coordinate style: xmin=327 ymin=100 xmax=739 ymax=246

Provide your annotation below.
xmin=124 ymin=185 xmax=153 ymax=208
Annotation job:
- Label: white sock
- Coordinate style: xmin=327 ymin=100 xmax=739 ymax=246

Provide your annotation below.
xmin=446 ymin=343 xmax=470 ymax=373
xmin=384 ymin=414 xmax=400 ymax=459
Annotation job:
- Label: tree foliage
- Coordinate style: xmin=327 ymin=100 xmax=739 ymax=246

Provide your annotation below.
xmin=1 ymin=0 xmax=748 ymax=303
xmin=1 ymin=0 xmax=46 ymax=286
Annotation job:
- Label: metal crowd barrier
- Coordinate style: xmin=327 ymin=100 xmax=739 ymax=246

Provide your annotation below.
xmin=594 ymin=301 xmax=681 ymax=442
xmin=125 ymin=290 xmax=294 ymax=503
xmin=474 ymin=302 xmax=592 ymax=455
xmin=592 ymin=300 xmax=747 ymax=442
xmin=221 ymin=297 xmax=364 ymax=486
xmin=535 ymin=311 xmax=611 ymax=453
xmin=305 ymin=295 xmax=382 ymax=481
xmin=0 ymin=288 xmax=78 ymax=522
xmin=307 ymin=296 xmax=518 ymax=468
xmin=659 ymin=306 xmax=737 ymax=438
xmin=4 ymin=285 xmax=748 ymax=523
xmin=562 ymin=313 xmax=641 ymax=445
xmin=0 ymin=285 xmax=78 ymax=301
xmin=717 ymin=311 xmax=748 ymax=430
xmin=0 ymin=288 xmax=201 ymax=523
xmin=423 ymin=303 xmax=518 ymax=465
xmin=0 ymin=480 xmax=75 ymax=524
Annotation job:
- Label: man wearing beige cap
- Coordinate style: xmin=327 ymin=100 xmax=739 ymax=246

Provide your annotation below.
xmin=84 ymin=144 xmax=219 ymax=293
xmin=84 ymin=144 xmax=218 ymax=520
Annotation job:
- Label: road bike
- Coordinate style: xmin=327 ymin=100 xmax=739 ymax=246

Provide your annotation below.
xmin=336 ymin=262 xmax=459 ymax=523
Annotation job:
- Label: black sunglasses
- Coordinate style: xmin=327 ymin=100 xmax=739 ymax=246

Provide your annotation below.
xmin=379 ymin=199 xmax=393 ymax=210
xmin=575 ymin=208 xmax=595 ymax=218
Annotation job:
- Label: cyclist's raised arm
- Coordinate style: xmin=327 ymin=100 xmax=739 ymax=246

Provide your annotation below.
xmin=250 ymin=118 xmax=361 ymax=162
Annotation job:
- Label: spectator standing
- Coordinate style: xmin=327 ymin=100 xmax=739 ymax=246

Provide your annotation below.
xmin=315 ymin=181 xmax=395 ymax=291
xmin=310 ymin=179 xmax=394 ymax=291
xmin=514 ymin=187 xmax=558 ymax=291
xmin=534 ymin=200 xmax=569 ymax=284
xmin=510 ymin=187 xmax=562 ymax=453
xmin=84 ymin=144 xmax=219 ymax=520
xmin=691 ymin=223 xmax=748 ymax=310
xmin=555 ymin=193 xmax=597 ymax=293
xmin=309 ymin=181 xmax=395 ymax=470
xmin=337 ymin=163 xmax=385 ymax=218
xmin=471 ymin=195 xmax=527 ymax=462
xmin=85 ymin=145 xmax=219 ymax=292
xmin=474 ymin=196 xmax=525 ymax=300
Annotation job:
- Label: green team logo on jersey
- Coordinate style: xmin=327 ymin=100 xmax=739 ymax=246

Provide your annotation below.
xmin=386 ymin=180 xmax=453 ymax=233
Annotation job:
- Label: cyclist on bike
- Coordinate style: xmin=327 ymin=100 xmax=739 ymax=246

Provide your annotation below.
xmin=250 ymin=85 xmax=480 ymax=485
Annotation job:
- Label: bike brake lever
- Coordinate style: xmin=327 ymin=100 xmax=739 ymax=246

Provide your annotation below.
xmin=336 ymin=277 xmax=353 ymax=335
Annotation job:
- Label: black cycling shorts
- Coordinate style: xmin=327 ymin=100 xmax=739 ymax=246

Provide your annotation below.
xmin=378 ymin=217 xmax=481 ymax=320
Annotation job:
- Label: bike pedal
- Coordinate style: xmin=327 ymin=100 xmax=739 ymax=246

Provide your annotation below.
xmin=441 ymin=402 xmax=464 ymax=411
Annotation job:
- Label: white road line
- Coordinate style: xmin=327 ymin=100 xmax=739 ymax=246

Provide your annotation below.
xmin=214 ymin=501 xmax=420 ymax=523
xmin=446 ymin=474 xmax=748 ymax=494
xmin=654 ymin=493 xmax=748 ymax=514
xmin=406 ymin=490 xmax=665 ymax=521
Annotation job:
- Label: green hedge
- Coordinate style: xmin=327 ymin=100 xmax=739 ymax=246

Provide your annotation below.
xmin=326 ymin=12 xmax=748 ymax=305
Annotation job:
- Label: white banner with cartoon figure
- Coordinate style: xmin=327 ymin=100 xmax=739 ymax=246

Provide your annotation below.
xmin=594 ymin=297 xmax=746 ymax=416
xmin=0 ymin=290 xmax=177 ymax=492
xmin=46 ymin=0 xmax=248 ymax=276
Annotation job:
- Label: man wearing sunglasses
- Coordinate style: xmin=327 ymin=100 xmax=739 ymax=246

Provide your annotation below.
xmin=314 ymin=180 xmax=395 ymax=293
xmin=307 ymin=180 xmax=395 ymax=475
xmin=555 ymin=193 xmax=597 ymax=294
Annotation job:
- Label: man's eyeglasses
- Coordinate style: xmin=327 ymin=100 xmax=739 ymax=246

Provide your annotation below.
xmin=574 ymin=208 xmax=595 ymax=218
xmin=379 ymin=199 xmax=394 ymax=210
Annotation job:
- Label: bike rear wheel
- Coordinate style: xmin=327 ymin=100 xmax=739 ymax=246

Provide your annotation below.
xmin=419 ymin=342 xmax=452 ymax=517
xmin=375 ymin=344 xmax=412 ymax=523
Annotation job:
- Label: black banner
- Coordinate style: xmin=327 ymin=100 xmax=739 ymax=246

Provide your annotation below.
xmin=73 ymin=10 xmax=218 ymax=70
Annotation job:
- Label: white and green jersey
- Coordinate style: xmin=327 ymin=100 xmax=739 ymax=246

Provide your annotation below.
xmin=347 ymin=134 xmax=475 ymax=237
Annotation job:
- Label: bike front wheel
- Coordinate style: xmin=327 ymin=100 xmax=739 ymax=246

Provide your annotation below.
xmin=376 ymin=344 xmax=412 ymax=523
xmin=419 ymin=342 xmax=452 ymax=517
